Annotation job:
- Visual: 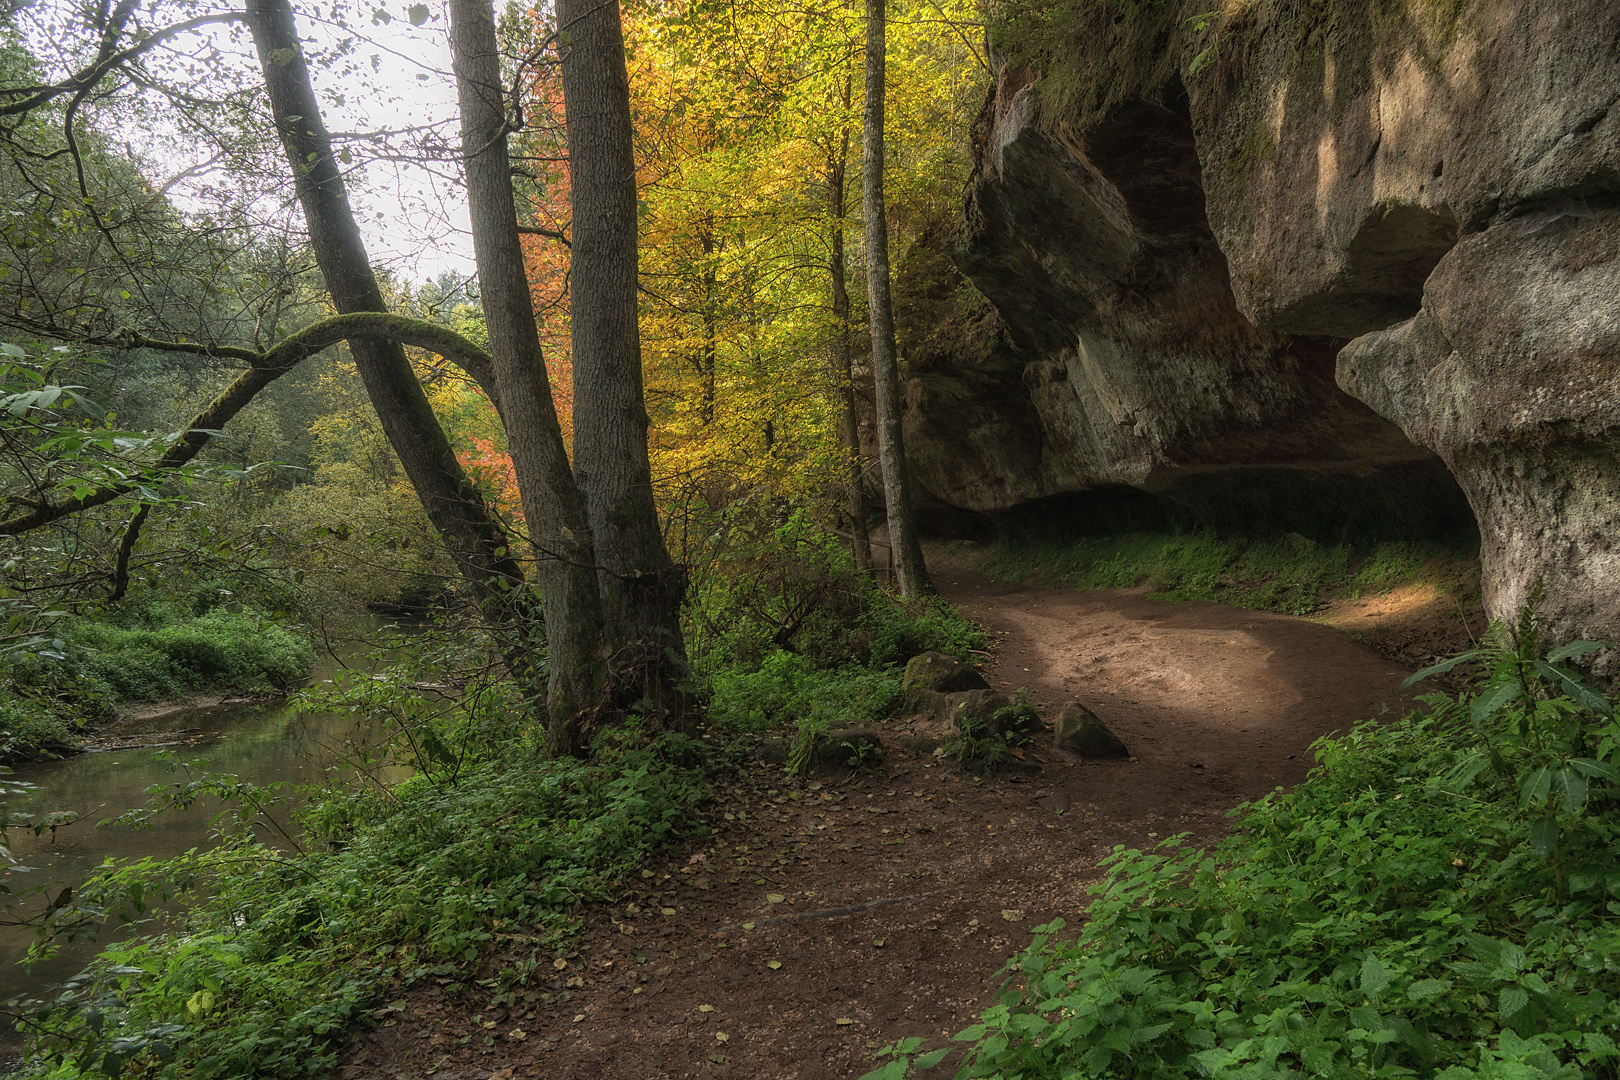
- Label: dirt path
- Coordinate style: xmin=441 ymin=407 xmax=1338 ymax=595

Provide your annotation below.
xmin=341 ymin=566 xmax=1425 ymax=1080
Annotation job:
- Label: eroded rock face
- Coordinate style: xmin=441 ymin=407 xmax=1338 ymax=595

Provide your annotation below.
xmin=1339 ymin=210 xmax=1620 ymax=648
xmin=1187 ymin=0 xmax=1620 ymax=643
xmin=920 ymin=0 xmax=1620 ymax=644
xmin=918 ymin=63 xmax=1470 ymax=542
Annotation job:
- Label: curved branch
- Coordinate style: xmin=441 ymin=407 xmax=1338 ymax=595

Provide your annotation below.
xmin=1 ymin=313 xmax=501 ymax=537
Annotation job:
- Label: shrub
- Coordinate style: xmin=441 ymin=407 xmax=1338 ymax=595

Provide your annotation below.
xmin=18 ymin=729 xmax=713 ymax=1079
xmin=869 ymin=611 xmax=1620 ymax=1079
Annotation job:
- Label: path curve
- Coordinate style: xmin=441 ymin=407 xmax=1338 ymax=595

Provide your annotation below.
xmin=344 ymin=565 xmax=1425 ymax=1080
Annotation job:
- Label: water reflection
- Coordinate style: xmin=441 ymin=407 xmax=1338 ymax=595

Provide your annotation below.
xmin=1 ymin=641 xmax=413 ymax=1064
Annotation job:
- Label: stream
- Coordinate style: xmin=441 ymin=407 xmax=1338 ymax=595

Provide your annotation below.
xmin=0 ymin=634 xmax=413 ymax=1065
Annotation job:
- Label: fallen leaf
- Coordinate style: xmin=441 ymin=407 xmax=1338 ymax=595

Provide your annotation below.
xmin=508 ymin=1029 xmax=527 ymax=1041
xmin=767 ymin=960 xmax=782 ymax=970
xmin=661 ymin=907 xmax=676 ymax=916
xmin=572 ymin=1014 xmax=585 ymax=1023
xmin=873 ymin=939 xmax=885 ymax=947
xmin=698 ymin=1004 xmax=715 ymax=1013
xmin=766 ymin=893 xmax=786 ymax=904
xmin=1001 ymin=909 xmax=1025 ymax=922
xmin=708 ymin=1054 xmax=726 ymax=1064
xmin=742 ymin=922 xmax=756 ymax=930
xmin=836 ymin=1017 xmax=854 ymax=1026
xmin=716 ymin=1032 xmax=730 ymax=1043
xmin=552 ymin=958 xmax=568 ymax=970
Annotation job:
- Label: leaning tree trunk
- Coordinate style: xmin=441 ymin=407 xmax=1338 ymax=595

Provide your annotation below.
xmin=448 ymin=0 xmax=607 ymax=754
xmin=245 ymin=0 xmax=541 ymax=676
xmin=861 ymin=0 xmax=933 ymax=598
xmin=554 ymin=0 xmax=691 ymax=722
xmin=828 ymin=123 xmax=872 ymax=572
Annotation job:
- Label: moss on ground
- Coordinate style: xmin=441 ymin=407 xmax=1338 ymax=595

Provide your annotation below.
xmin=956 ymin=530 xmax=1480 ymax=618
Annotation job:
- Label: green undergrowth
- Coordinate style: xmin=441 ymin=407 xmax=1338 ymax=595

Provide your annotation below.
xmin=869 ymin=612 xmax=1620 ymax=1080
xmin=0 ymin=606 xmax=315 ymax=762
xmin=693 ymin=509 xmax=987 ymax=752
xmin=12 ymin=714 xmax=715 ymax=1080
xmin=968 ymin=532 xmax=1479 ymax=617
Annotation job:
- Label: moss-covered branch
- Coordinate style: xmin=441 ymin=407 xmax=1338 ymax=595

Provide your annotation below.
xmin=0 ymin=313 xmax=501 ymax=538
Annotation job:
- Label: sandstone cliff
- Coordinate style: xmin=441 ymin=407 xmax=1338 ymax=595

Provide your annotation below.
xmin=909 ymin=0 xmax=1620 ymax=649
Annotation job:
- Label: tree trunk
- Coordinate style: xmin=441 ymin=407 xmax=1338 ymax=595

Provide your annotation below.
xmin=245 ymin=0 xmax=539 ymax=668
xmin=828 ymin=120 xmax=871 ymax=571
xmin=448 ymin=0 xmax=606 ymax=753
xmin=555 ymin=0 xmax=690 ymax=720
xmin=861 ymin=0 xmax=933 ymax=598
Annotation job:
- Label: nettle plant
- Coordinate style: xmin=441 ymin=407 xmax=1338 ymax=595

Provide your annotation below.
xmin=862 ymin=605 xmax=1620 ymax=1080
xmin=1408 ymin=603 xmax=1619 ymax=900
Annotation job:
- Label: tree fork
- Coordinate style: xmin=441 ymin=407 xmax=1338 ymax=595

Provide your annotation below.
xmin=244 ymin=0 xmax=541 ymax=684
xmin=555 ymin=0 xmax=692 ymax=724
xmin=449 ymin=0 xmax=608 ymax=754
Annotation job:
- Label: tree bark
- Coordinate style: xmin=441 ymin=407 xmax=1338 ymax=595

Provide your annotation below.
xmin=448 ymin=0 xmax=606 ymax=753
xmin=828 ymin=121 xmax=871 ymax=571
xmin=555 ymin=0 xmax=690 ymax=719
xmin=861 ymin=0 xmax=933 ymax=598
xmin=245 ymin=0 xmax=538 ymax=662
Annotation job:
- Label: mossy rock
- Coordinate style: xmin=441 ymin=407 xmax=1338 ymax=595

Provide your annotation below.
xmin=1053 ymin=701 xmax=1130 ymax=759
xmin=814 ymin=724 xmax=885 ymax=769
xmin=902 ymin=651 xmax=990 ymax=712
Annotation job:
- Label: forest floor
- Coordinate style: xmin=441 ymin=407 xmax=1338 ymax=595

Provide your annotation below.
xmin=338 ymin=555 xmax=1478 ymax=1080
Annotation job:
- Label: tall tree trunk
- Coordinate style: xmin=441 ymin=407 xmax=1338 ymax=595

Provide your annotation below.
xmin=555 ymin=0 xmax=690 ymax=719
xmin=448 ymin=0 xmax=606 ymax=753
xmin=828 ymin=120 xmax=871 ymax=571
xmin=861 ymin=0 xmax=933 ymax=598
xmin=244 ymin=0 xmax=542 ymax=680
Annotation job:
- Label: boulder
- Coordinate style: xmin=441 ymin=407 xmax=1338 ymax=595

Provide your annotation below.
xmin=945 ymin=690 xmax=1042 ymax=737
xmin=813 ymin=724 xmax=884 ymax=769
xmin=896 ymin=0 xmax=1620 ymax=649
xmin=1053 ymin=702 xmax=1129 ymax=760
xmin=902 ymin=651 xmax=990 ymax=712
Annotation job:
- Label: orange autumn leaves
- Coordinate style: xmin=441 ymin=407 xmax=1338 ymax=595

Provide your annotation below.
xmin=446 ymin=0 xmax=981 ymax=543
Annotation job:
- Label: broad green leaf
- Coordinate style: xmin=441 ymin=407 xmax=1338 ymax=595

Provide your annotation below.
xmin=915 ymin=1047 xmax=951 ymax=1069
xmin=1568 ymin=757 xmax=1620 ymax=782
xmin=1407 ymin=978 xmax=1451 ymax=1002
xmin=1547 ymin=640 xmax=1606 ymax=662
xmin=1359 ymin=953 xmax=1390 ymax=997
xmin=1498 ymin=987 xmax=1529 ymax=1019
xmin=1534 ymin=660 xmax=1612 ymax=716
xmin=1527 ymin=814 xmax=1558 ymax=858
xmin=1556 ymin=767 xmax=1586 ymax=814
xmin=1470 ymin=679 xmax=1521 ymax=726
xmin=1521 ymin=766 xmax=1554 ymax=805
xmin=408 ymin=3 xmax=429 ymax=24
xmin=1402 ymin=649 xmax=1485 ymax=689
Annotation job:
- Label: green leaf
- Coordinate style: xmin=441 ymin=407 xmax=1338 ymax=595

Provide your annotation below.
xmin=270 ymin=46 xmax=298 ymax=66
xmin=1359 ymin=953 xmax=1390 ymax=997
xmin=1470 ymin=678 xmax=1522 ymax=726
xmin=1547 ymin=640 xmax=1606 ymax=662
xmin=1556 ymin=767 xmax=1587 ymax=814
xmin=915 ymin=1047 xmax=951 ymax=1069
xmin=1406 ymin=978 xmax=1451 ymax=1002
xmin=1402 ymin=649 xmax=1485 ymax=689
xmin=1527 ymin=814 xmax=1558 ymax=858
xmin=1521 ymin=766 xmax=1554 ymax=806
xmin=1568 ymin=757 xmax=1620 ymax=782
xmin=1534 ymin=660 xmax=1612 ymax=716
xmin=1498 ymin=987 xmax=1529 ymax=1019
xmin=408 ymin=3 xmax=429 ymax=24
